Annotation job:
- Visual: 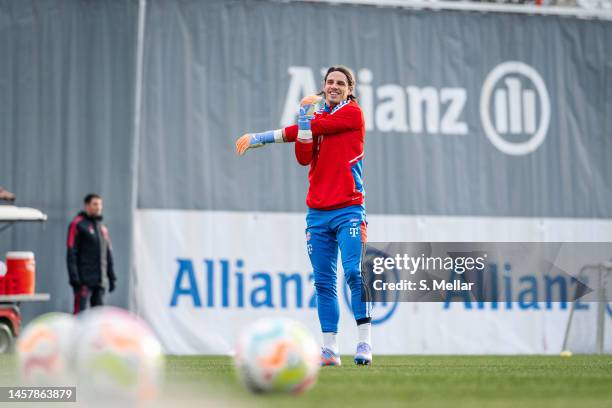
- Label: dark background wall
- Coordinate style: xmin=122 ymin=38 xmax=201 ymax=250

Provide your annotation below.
xmin=0 ymin=0 xmax=138 ymax=322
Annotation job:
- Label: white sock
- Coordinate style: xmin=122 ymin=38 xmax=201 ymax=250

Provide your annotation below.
xmin=323 ymin=332 xmax=338 ymax=354
xmin=358 ymin=323 xmax=371 ymax=345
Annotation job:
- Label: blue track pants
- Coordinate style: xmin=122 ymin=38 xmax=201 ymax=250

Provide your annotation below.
xmin=306 ymin=205 xmax=371 ymax=333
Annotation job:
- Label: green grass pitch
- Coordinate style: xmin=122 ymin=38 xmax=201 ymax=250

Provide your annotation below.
xmin=1 ymin=355 xmax=612 ymax=407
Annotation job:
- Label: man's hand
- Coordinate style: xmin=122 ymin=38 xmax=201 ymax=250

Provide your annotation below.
xmin=0 ymin=187 xmax=15 ymax=202
xmin=298 ymin=95 xmax=322 ymax=141
xmin=235 ymin=133 xmax=265 ymax=156
xmin=299 ymin=94 xmax=323 ymax=118
xmin=70 ymin=280 xmax=81 ymax=291
xmin=109 ymin=280 xmax=116 ymax=293
xmin=235 ymin=129 xmax=282 ymax=156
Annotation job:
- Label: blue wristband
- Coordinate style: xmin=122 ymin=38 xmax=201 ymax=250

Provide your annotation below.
xmin=253 ymin=130 xmax=275 ymax=144
xmin=298 ymin=117 xmax=312 ymax=131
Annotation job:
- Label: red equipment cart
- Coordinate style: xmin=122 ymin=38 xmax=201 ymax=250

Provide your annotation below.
xmin=0 ymin=205 xmax=50 ymax=353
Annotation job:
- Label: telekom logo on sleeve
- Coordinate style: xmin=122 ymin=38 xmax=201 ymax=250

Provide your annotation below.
xmin=480 ymin=62 xmax=551 ymax=156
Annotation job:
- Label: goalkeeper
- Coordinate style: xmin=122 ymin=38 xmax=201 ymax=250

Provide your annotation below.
xmin=235 ymin=66 xmax=372 ymax=366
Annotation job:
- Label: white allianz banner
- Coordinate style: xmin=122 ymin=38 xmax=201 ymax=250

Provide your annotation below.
xmin=132 ymin=209 xmax=612 ymax=355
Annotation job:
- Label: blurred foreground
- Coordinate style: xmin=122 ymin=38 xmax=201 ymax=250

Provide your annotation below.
xmin=2 ymin=354 xmax=612 ymax=407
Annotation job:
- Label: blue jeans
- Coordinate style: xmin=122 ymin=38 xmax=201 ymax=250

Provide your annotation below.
xmin=306 ymin=205 xmax=371 ymax=333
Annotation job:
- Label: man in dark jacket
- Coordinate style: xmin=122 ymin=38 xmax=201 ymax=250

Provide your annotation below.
xmin=66 ymin=193 xmax=116 ymax=313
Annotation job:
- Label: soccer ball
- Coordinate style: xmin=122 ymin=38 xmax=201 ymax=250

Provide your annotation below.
xmin=73 ymin=306 xmax=164 ymax=405
xmin=16 ymin=312 xmax=76 ymax=385
xmin=234 ymin=317 xmax=319 ymax=394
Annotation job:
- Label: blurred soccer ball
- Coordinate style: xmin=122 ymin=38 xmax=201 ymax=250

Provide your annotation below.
xmin=74 ymin=306 xmax=164 ymax=405
xmin=16 ymin=312 xmax=76 ymax=385
xmin=234 ymin=317 xmax=319 ymax=394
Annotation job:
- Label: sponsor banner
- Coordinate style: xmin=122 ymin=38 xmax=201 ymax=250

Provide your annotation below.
xmin=138 ymin=0 xmax=612 ymax=218
xmin=133 ymin=210 xmax=612 ymax=355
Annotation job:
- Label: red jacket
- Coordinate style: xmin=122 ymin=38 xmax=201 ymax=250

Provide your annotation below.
xmin=284 ymin=100 xmax=365 ymax=210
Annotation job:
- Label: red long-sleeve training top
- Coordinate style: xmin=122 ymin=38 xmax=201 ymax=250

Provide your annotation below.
xmin=284 ymin=100 xmax=365 ymax=211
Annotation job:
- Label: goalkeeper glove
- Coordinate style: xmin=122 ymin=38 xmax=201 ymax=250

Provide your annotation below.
xmin=298 ymin=95 xmax=323 ymax=141
xmin=235 ymin=129 xmax=283 ymax=155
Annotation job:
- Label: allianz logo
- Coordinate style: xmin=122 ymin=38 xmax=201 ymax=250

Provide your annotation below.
xmin=281 ymin=62 xmax=550 ymax=156
xmin=169 ymin=258 xmax=395 ymax=325
xmin=168 ymin=258 xmax=612 ymax=325
xmin=170 ymin=258 xmax=317 ymax=309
